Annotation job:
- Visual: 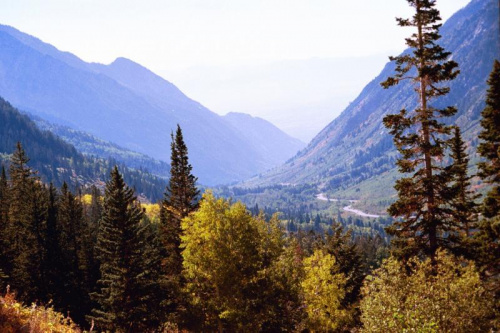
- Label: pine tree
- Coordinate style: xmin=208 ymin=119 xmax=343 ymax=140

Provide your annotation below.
xmin=382 ymin=0 xmax=460 ymax=261
xmin=58 ymin=182 xmax=87 ymax=323
xmin=323 ymin=225 xmax=365 ymax=328
xmin=0 ymin=166 xmax=9 ymax=285
xmin=475 ymin=60 xmax=500 ymax=301
xmin=161 ymin=125 xmax=199 ymax=274
xmin=43 ymin=183 xmax=63 ymax=306
xmin=478 ymin=60 xmax=500 ymax=218
xmin=447 ymin=127 xmax=479 ymax=252
xmin=7 ymin=142 xmax=47 ymax=301
xmin=83 ymin=185 xmax=103 ymax=302
xmin=89 ymin=166 xmax=160 ymax=332
xmin=159 ymin=125 xmax=199 ymax=323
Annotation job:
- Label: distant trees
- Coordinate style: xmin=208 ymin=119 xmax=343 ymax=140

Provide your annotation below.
xmin=381 ymin=0 xmax=460 ymax=261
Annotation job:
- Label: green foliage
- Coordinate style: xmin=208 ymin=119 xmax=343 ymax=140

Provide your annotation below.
xmin=159 ymin=125 xmax=200 ymax=324
xmin=360 ymin=250 xmax=495 ymax=333
xmin=478 ymin=60 xmax=500 ymax=218
xmin=5 ymin=143 xmax=46 ymax=302
xmin=448 ymin=127 xmax=479 ymax=236
xmin=301 ymin=249 xmax=347 ymax=332
xmin=0 ymin=166 xmax=9 ymax=284
xmin=382 ymin=0 xmax=460 ymax=260
xmin=89 ymin=167 xmax=160 ymax=332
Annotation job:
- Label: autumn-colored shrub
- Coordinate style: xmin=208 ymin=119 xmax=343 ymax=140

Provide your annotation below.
xmin=0 ymin=287 xmax=80 ymax=333
xmin=360 ymin=250 xmax=495 ymax=332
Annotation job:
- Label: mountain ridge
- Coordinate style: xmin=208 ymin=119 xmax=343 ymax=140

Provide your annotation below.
xmin=0 ymin=25 xmax=303 ymax=185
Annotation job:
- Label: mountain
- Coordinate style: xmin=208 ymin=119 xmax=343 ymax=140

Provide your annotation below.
xmin=243 ymin=0 xmax=499 ymax=211
xmin=222 ymin=112 xmax=305 ymax=168
xmin=0 ymin=25 xmax=303 ymax=185
xmin=0 ymin=96 xmax=166 ymax=201
xmin=161 ymin=55 xmax=390 ymax=142
xmin=31 ymin=114 xmax=171 ymax=179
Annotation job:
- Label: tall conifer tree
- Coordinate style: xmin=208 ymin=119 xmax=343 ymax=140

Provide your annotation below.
xmin=89 ymin=166 xmax=160 ymax=332
xmin=43 ymin=183 xmax=63 ymax=306
xmin=58 ymin=182 xmax=88 ymax=323
xmin=478 ymin=60 xmax=500 ymax=218
xmin=475 ymin=60 xmax=500 ymax=297
xmin=0 ymin=166 xmax=9 ymax=285
xmin=447 ymin=127 xmax=478 ymax=243
xmin=161 ymin=125 xmax=199 ymax=273
xmin=160 ymin=125 xmax=199 ymax=322
xmin=382 ymin=0 xmax=460 ymax=261
xmin=7 ymin=143 xmax=47 ymax=301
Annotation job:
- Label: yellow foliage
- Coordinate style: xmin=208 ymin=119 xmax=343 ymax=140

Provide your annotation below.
xmin=360 ymin=250 xmax=495 ymax=333
xmin=0 ymin=288 xmax=80 ymax=333
xmin=142 ymin=203 xmax=161 ymax=221
xmin=301 ymin=249 xmax=347 ymax=332
xmin=81 ymin=194 xmax=93 ymax=205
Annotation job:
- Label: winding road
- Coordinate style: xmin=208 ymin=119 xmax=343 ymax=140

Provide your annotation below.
xmin=316 ymin=193 xmax=381 ymax=218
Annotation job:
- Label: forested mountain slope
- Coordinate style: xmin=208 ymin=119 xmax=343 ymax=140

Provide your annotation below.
xmin=31 ymin=114 xmax=171 ymax=179
xmin=0 ymin=97 xmax=166 ymax=200
xmin=0 ymin=25 xmax=303 ymax=185
xmin=245 ymin=0 xmax=499 ymax=200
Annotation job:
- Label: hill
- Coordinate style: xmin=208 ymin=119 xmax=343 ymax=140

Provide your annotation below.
xmin=0 ymin=25 xmax=303 ymax=185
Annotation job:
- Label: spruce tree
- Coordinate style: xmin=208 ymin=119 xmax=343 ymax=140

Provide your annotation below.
xmin=43 ymin=183 xmax=63 ymax=306
xmin=323 ymin=226 xmax=365 ymax=327
xmin=447 ymin=127 xmax=479 ymax=247
xmin=478 ymin=60 xmax=500 ymax=218
xmin=475 ymin=60 xmax=500 ymax=298
xmin=84 ymin=185 xmax=103 ymax=300
xmin=161 ymin=125 xmax=199 ymax=273
xmin=58 ymin=182 xmax=88 ymax=323
xmin=160 ymin=125 xmax=199 ymax=322
xmin=7 ymin=142 xmax=47 ymax=301
xmin=0 ymin=166 xmax=9 ymax=285
xmin=382 ymin=0 xmax=460 ymax=261
xmin=89 ymin=166 xmax=160 ymax=332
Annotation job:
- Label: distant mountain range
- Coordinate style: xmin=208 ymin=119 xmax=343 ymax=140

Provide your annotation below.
xmin=0 ymin=25 xmax=304 ymax=185
xmin=161 ymin=55 xmax=390 ymax=142
xmin=243 ymin=0 xmax=499 ymax=212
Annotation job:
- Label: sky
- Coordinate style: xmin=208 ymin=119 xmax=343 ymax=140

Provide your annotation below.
xmin=0 ymin=0 xmax=471 ymax=140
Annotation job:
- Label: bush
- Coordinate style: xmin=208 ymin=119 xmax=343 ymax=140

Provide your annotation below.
xmin=360 ymin=250 xmax=495 ymax=332
xmin=0 ymin=287 xmax=80 ymax=333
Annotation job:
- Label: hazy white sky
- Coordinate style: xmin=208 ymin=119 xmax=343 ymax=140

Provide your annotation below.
xmin=0 ymin=0 xmax=471 ymax=141
xmin=0 ymin=0 xmax=470 ymax=71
